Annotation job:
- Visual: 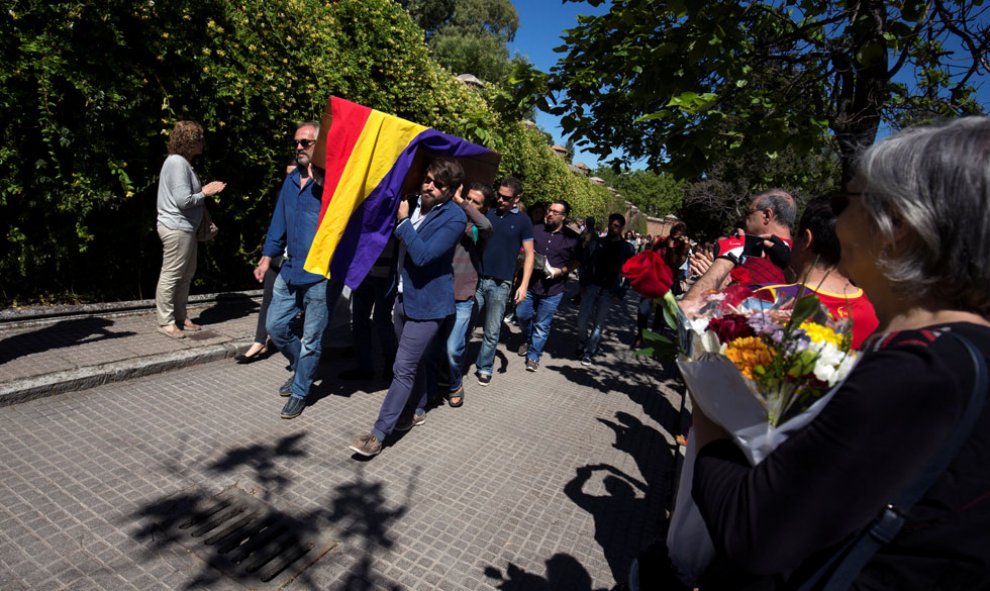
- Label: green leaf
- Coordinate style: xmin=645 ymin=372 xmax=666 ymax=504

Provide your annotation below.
xmin=789 ymin=294 xmax=822 ymax=330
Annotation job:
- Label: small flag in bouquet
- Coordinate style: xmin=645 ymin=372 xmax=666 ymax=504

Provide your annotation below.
xmin=652 ymin=286 xmax=861 ymax=585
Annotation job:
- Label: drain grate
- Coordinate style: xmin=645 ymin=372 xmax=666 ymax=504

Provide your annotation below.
xmin=147 ymin=485 xmax=337 ymax=588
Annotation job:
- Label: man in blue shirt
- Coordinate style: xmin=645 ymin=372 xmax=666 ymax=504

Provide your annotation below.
xmin=472 ymin=177 xmax=534 ymax=387
xmin=254 ymin=121 xmax=340 ymax=419
xmin=349 ymin=158 xmax=468 ymax=458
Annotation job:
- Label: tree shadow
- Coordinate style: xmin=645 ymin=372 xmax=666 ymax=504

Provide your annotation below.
xmin=564 ymin=464 xmax=655 ymax=587
xmin=126 ymin=437 xmax=414 ymax=590
xmin=322 ymin=464 xmax=415 ymax=590
xmin=483 ymin=553 xmax=611 ymax=591
xmin=0 ymin=317 xmax=136 ymax=364
xmin=205 ymin=432 xmax=308 ymax=502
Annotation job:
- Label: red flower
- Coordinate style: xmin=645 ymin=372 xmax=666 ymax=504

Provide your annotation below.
xmin=707 ymin=314 xmax=756 ymax=344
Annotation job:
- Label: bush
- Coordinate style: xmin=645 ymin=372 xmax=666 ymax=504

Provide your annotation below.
xmin=0 ymin=0 xmax=618 ymax=306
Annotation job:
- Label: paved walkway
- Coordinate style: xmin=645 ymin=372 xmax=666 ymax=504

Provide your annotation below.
xmin=0 ymin=291 xmax=687 ymax=590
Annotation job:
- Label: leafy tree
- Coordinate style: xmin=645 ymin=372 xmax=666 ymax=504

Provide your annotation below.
xmin=592 ymin=167 xmax=683 ymax=218
xmin=0 ymin=0 xmax=620 ymax=306
xmin=0 ymin=0 xmax=493 ymax=305
xmin=550 ymin=0 xmax=989 ymax=180
xmin=400 ymin=0 xmax=519 ymax=82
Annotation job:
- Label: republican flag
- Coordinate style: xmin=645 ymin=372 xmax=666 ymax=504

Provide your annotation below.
xmin=303 ymin=96 xmax=500 ymax=288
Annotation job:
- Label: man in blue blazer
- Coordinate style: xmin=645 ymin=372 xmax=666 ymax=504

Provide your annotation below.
xmin=350 ymin=158 xmax=467 ymax=457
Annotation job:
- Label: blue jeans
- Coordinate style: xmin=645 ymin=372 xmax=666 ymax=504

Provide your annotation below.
xmin=515 ymin=290 xmax=564 ymax=363
xmin=474 ymin=277 xmax=512 ymax=376
xmin=577 ymin=284 xmax=619 ymax=357
xmin=350 ymin=274 xmax=397 ymax=372
xmin=372 ymin=299 xmax=443 ymax=442
xmin=266 ymin=275 xmax=331 ymax=399
xmin=445 ymin=299 xmax=475 ymax=392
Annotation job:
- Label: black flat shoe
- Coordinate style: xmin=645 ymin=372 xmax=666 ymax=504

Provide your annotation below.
xmin=235 ymin=346 xmax=268 ymax=364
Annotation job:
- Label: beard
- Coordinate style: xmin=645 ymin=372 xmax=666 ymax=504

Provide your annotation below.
xmin=295 ymin=152 xmax=311 ymax=168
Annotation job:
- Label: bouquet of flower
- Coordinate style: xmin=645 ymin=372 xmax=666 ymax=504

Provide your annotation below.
xmin=654 ymin=287 xmax=861 ymax=585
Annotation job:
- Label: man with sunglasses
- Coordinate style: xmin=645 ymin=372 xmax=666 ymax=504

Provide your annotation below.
xmin=683 ymin=189 xmax=795 ymax=308
xmin=254 ymin=121 xmax=341 ymax=419
xmin=473 ymin=177 xmax=535 ymax=386
xmin=350 ymin=158 xmax=468 ymax=457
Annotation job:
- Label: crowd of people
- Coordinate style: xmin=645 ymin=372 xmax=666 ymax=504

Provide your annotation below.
xmin=154 ymin=115 xmax=990 ymax=589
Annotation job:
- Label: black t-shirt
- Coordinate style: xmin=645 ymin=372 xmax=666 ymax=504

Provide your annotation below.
xmin=693 ymin=323 xmax=990 ymax=590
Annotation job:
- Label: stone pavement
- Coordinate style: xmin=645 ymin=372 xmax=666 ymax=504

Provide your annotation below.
xmin=0 ymin=290 xmax=688 ymax=590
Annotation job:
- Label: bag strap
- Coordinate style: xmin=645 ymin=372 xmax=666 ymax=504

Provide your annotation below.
xmin=799 ymin=331 xmax=988 ymax=591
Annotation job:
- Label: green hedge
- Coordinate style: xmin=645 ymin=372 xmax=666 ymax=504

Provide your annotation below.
xmin=0 ymin=0 xmax=616 ymax=306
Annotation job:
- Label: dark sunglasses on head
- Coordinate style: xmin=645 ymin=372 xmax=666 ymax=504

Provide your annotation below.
xmin=829 ymin=191 xmax=864 ymax=216
xmin=292 ymin=139 xmax=316 ymax=148
xmin=423 ymin=175 xmax=447 ymax=191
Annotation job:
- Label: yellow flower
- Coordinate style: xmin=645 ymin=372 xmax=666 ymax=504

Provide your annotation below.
xmin=724 ymin=337 xmax=773 ymax=380
xmin=800 ymin=321 xmax=843 ymax=347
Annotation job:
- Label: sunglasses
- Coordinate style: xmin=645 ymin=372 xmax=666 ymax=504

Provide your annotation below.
xmin=829 ymin=191 xmax=864 ymax=216
xmin=423 ymin=175 xmax=447 ymax=191
xmin=497 ymin=192 xmax=515 ymax=201
xmin=292 ymin=139 xmax=316 ymax=148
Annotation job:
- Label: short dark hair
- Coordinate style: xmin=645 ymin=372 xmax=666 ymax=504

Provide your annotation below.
xmin=799 ymin=196 xmax=841 ymax=266
xmin=427 ymin=158 xmax=465 ymax=193
xmin=499 ymin=176 xmax=523 ymax=198
xmin=608 ymin=213 xmax=626 ymax=226
xmin=551 ymin=199 xmax=571 ymax=216
xmin=466 ymin=182 xmax=494 ymax=207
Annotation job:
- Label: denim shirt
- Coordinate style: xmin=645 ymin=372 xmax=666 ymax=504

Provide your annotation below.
xmin=262 ymin=169 xmax=326 ymax=286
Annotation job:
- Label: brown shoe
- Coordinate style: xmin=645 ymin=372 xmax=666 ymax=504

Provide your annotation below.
xmin=157 ymin=324 xmax=185 ymax=339
xmin=182 ymin=319 xmax=202 ymax=331
xmin=349 ymin=434 xmax=382 ymax=457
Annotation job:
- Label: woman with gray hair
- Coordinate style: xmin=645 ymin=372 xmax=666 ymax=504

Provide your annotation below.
xmin=674 ymin=118 xmax=990 ymax=590
xmin=155 ymin=121 xmax=226 ymax=338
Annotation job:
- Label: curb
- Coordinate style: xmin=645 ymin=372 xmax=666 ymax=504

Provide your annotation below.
xmin=0 ymin=340 xmax=251 ymax=407
xmin=0 ymin=290 xmax=264 ymax=328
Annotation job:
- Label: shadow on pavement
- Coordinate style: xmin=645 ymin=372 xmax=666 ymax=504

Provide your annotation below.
xmin=128 ymin=442 xmax=414 ymax=590
xmin=193 ymin=293 xmax=258 ymax=326
xmin=564 ymin=463 xmax=658 ymax=586
xmin=484 ymin=552 xmax=611 ymax=591
xmin=0 ymin=317 xmax=136 ymax=364
xmin=206 ymin=432 xmax=308 ymax=502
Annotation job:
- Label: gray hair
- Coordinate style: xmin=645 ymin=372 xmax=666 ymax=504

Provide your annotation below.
xmin=751 ymin=188 xmax=796 ymax=229
xmin=856 ymin=116 xmax=990 ymax=314
xmin=296 ymin=120 xmax=319 ymax=135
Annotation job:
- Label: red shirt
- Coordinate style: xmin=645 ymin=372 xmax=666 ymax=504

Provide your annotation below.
xmin=755 ymin=282 xmax=879 ymax=349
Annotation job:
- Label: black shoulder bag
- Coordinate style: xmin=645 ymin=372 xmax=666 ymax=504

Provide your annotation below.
xmin=798 ymin=332 xmax=988 ymax=590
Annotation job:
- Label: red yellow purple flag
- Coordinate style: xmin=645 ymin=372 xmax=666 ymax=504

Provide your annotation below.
xmin=303 ymin=97 xmax=499 ymax=288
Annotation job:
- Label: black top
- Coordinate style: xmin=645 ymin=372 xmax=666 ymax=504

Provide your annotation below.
xmin=693 ymin=323 xmax=990 ymax=590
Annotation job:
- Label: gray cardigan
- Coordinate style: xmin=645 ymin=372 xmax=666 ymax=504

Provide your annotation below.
xmin=156 ymin=154 xmax=204 ymax=232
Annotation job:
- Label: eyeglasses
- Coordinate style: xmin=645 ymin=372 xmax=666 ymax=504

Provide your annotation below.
xmin=829 ymin=191 xmax=864 ymax=216
xmin=292 ymin=139 xmax=316 ymax=148
xmin=423 ymin=175 xmax=447 ymax=191
xmin=546 ymin=209 xmax=566 ymax=216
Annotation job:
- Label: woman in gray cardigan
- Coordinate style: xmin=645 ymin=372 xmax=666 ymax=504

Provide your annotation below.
xmin=155 ymin=121 xmax=226 ymax=338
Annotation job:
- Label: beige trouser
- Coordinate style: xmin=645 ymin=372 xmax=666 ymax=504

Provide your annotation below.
xmin=155 ymin=225 xmax=198 ymax=326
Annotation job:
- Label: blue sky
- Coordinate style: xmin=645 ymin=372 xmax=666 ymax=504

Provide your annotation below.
xmin=507 ymin=1 xmax=610 ymax=170
xmin=507 ymin=1 xmax=990 ymax=172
